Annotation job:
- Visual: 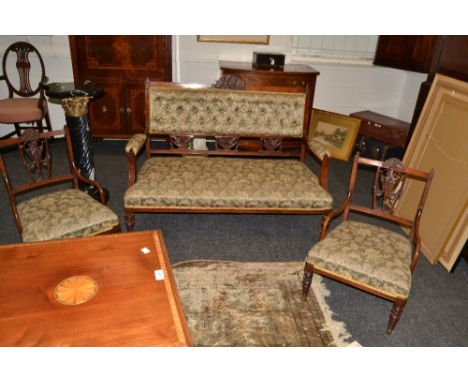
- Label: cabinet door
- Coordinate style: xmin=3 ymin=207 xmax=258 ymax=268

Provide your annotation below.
xmin=70 ymin=36 xmax=172 ymax=82
xmin=88 ymin=83 xmax=126 ymax=138
xmin=124 ymin=83 xmax=147 ymax=135
xmin=373 ymin=36 xmax=438 ymax=73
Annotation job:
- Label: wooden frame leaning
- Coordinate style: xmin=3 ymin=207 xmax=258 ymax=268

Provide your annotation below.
xmin=395 ymin=73 xmax=468 ymax=271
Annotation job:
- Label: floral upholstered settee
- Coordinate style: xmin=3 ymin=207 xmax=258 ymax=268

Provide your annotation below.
xmin=123 ymin=81 xmax=333 ymax=231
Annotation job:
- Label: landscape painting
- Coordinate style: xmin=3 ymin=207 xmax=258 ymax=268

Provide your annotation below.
xmin=309 ymin=109 xmax=361 ymax=161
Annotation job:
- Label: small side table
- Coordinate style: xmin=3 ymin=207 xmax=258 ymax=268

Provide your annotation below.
xmin=43 ymin=81 xmax=107 ymax=201
xmin=350 ymin=110 xmax=410 ymax=160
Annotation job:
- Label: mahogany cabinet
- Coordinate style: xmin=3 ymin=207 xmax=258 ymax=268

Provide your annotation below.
xmin=373 ymin=35 xmax=438 ymax=73
xmin=69 ymin=36 xmax=172 ymax=138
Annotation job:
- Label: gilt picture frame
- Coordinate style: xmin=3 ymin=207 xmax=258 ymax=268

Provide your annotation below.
xmin=309 ymin=109 xmax=361 ymax=161
xmin=197 ymin=35 xmax=270 ymax=45
xmin=395 ymin=73 xmax=468 ymax=271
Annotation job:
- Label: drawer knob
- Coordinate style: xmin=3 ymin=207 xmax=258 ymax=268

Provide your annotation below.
xmin=101 ymin=106 xmax=107 ymax=113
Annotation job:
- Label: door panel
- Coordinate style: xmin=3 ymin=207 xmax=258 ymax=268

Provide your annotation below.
xmin=88 ymin=84 xmax=125 ymax=137
xmin=70 ymin=36 xmax=172 ymax=81
xmin=124 ymin=83 xmax=147 ymax=135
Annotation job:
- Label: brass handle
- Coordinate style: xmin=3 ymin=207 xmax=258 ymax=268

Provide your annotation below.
xmin=126 ymin=107 xmax=132 ymax=114
xmin=101 ymin=106 xmax=107 ymax=113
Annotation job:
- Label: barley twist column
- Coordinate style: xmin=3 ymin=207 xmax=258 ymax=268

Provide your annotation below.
xmin=43 ymin=81 xmax=108 ymax=202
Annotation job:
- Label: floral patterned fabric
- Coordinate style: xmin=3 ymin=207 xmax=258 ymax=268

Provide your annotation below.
xmin=307 ymin=138 xmax=331 ymax=161
xmin=124 ymin=157 xmax=333 ymax=210
xmin=306 ymin=221 xmax=412 ymax=298
xmin=18 ymin=189 xmax=119 ymax=242
xmin=125 ymin=133 xmax=146 ymax=155
xmin=148 ymin=87 xmax=306 ymax=137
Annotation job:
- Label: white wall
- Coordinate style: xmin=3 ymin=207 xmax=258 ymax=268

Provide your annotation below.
xmin=1 ymin=35 xmax=425 ymax=136
xmin=175 ymin=35 xmax=425 ymax=122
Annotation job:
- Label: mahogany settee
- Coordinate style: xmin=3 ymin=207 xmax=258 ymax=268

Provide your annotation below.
xmin=123 ymin=81 xmax=333 ymax=231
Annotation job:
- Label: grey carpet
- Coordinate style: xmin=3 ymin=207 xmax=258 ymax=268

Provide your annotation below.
xmin=1 ymin=138 xmax=467 ymax=346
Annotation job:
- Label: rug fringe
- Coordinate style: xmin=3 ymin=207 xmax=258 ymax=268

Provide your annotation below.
xmin=312 ymin=275 xmax=359 ymax=347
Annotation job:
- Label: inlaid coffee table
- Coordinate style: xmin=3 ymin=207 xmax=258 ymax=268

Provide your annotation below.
xmin=0 ymin=230 xmax=191 ymax=346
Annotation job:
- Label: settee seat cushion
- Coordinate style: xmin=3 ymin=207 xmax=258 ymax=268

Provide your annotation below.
xmin=18 ymin=189 xmax=119 ymax=242
xmin=306 ymin=221 xmax=412 ymax=298
xmin=124 ymin=157 xmax=333 ymax=210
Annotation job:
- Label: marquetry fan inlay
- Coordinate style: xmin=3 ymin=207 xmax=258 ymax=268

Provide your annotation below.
xmin=54 ymin=275 xmax=98 ymax=306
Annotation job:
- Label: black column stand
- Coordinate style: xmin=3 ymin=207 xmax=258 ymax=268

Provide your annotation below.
xmin=43 ymin=81 xmax=108 ymax=202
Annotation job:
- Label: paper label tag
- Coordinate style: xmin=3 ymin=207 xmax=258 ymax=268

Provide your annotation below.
xmin=154 ymin=269 xmax=165 ymax=281
xmin=141 ymin=247 xmax=151 ymax=255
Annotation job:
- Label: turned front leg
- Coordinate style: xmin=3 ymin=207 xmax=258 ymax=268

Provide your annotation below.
xmin=387 ymin=298 xmax=407 ymax=335
xmin=124 ymin=210 xmax=135 ymax=232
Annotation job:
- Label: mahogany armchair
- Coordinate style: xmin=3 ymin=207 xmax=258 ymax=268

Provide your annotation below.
xmin=303 ymin=153 xmax=434 ymax=334
xmin=0 ymin=127 xmax=120 ymax=242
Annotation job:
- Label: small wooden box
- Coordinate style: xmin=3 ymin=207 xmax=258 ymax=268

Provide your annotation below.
xmin=350 ymin=110 xmax=410 ymax=147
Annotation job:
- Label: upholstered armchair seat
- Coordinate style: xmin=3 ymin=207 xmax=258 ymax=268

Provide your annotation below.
xmin=124 ymin=157 xmax=333 ymax=210
xmin=17 ymin=189 xmax=119 ymax=242
xmin=306 ymin=220 xmax=413 ymax=298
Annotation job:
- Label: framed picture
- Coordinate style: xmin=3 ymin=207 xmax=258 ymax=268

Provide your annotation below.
xmin=395 ymin=73 xmax=468 ymax=271
xmin=197 ymin=35 xmax=270 ymax=45
xmin=309 ymin=109 xmax=361 ymax=161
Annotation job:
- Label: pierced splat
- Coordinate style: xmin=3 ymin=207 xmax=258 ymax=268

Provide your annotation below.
xmin=8 ymin=43 xmax=38 ymax=96
xmin=215 ymin=136 xmax=239 ymax=150
xmin=261 ymin=137 xmax=283 ymax=151
xmin=213 ymin=75 xmax=247 ymax=90
xmin=170 ymin=135 xmax=194 ymax=149
xmin=373 ymin=158 xmax=406 ymax=213
xmin=18 ymin=128 xmax=51 ymax=181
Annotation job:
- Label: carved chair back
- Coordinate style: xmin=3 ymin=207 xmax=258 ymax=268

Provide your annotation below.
xmin=1 ymin=41 xmax=47 ymax=98
xmin=144 ymin=81 xmax=312 ymax=161
xmin=0 ymin=127 xmax=80 ymax=232
xmin=332 ymin=153 xmax=434 ymax=270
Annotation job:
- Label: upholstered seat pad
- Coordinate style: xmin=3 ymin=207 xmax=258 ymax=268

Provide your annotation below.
xmin=18 ymin=189 xmax=119 ymax=242
xmin=125 ymin=157 xmax=333 ymax=210
xmin=306 ymin=221 xmax=412 ymax=298
xmin=0 ymin=98 xmax=47 ymax=123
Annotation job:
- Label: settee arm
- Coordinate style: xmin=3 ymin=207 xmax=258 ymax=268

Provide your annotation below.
xmin=307 ymin=138 xmax=331 ymax=191
xmin=125 ymin=134 xmax=147 ymax=187
xmin=125 ymin=133 xmax=146 ymax=156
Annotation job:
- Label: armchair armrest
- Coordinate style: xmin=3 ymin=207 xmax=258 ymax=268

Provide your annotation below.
xmin=125 ymin=134 xmax=147 ymax=187
xmin=307 ymin=138 xmax=331 ymax=191
xmin=125 ymin=134 xmax=146 ymax=156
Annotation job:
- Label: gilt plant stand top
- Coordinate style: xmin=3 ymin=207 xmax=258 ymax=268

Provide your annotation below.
xmin=0 ymin=230 xmax=192 ymax=346
xmin=43 ymin=81 xmax=107 ymax=201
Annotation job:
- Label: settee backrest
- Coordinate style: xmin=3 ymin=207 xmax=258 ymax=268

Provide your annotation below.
xmin=146 ymin=82 xmax=307 ymax=138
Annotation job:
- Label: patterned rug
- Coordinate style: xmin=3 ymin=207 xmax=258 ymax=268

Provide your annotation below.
xmin=172 ymin=260 xmax=354 ymax=347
